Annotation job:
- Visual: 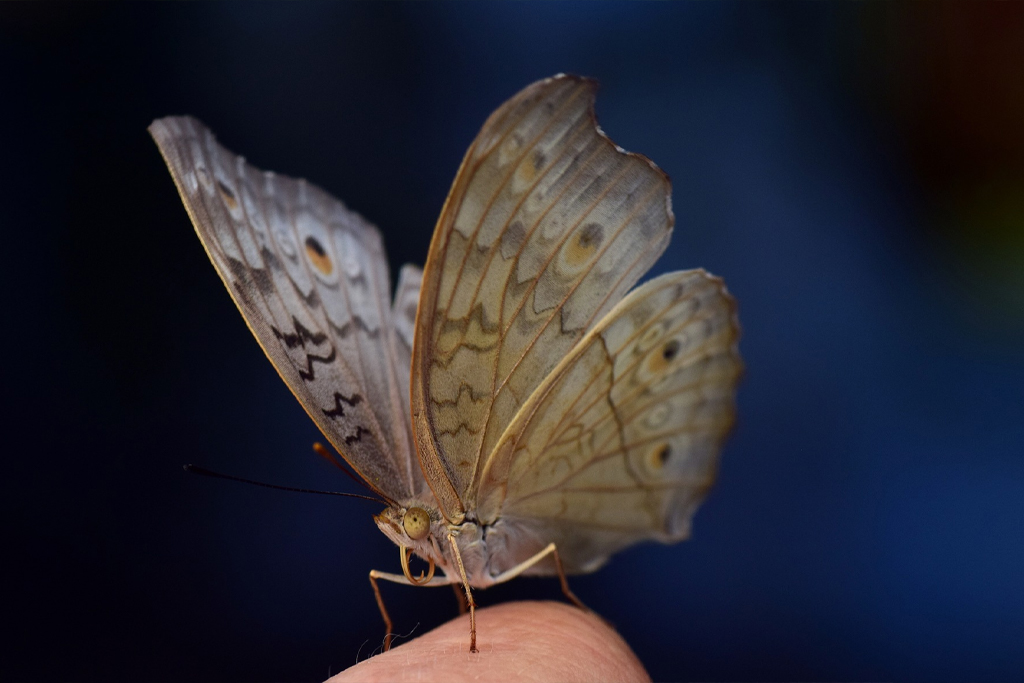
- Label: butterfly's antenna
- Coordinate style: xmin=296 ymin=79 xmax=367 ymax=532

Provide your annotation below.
xmin=183 ymin=464 xmax=385 ymax=504
xmin=312 ymin=442 xmax=398 ymax=506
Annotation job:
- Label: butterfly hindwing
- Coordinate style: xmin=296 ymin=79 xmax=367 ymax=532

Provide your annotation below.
xmin=149 ymin=117 xmax=416 ymax=501
xmin=412 ymin=75 xmax=675 ymax=521
xmin=476 ymin=270 xmax=742 ymax=574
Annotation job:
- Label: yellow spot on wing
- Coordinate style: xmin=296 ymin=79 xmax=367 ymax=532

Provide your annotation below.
xmin=304 ymin=236 xmax=334 ymax=275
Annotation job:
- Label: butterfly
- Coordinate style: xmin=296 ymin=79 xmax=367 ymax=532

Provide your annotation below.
xmin=149 ymin=74 xmax=742 ymax=653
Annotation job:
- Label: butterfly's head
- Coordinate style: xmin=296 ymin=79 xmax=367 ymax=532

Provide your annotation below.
xmin=373 ymin=503 xmax=445 ymax=554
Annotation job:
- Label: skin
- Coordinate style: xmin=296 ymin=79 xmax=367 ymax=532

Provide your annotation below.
xmin=329 ymin=601 xmax=651 ymax=683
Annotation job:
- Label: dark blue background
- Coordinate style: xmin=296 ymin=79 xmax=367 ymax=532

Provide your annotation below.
xmin=3 ymin=3 xmax=1022 ymax=681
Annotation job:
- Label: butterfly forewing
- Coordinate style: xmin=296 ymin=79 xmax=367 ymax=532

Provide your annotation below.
xmin=390 ymin=265 xmax=428 ymax=497
xmin=149 ymin=117 xmax=416 ymax=501
xmin=412 ymin=75 xmax=675 ymax=521
xmin=476 ymin=270 xmax=741 ymax=574
xmin=392 ymin=264 xmax=423 ymax=374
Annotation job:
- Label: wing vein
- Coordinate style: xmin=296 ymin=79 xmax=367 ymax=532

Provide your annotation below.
xmin=437 ymin=83 xmax=590 ymax=325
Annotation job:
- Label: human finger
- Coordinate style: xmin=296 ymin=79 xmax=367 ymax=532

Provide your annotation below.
xmin=330 ymin=600 xmax=650 ymax=683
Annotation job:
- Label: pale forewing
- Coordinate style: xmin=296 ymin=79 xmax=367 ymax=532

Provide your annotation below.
xmin=391 ymin=264 xmax=428 ymax=497
xmin=477 ymin=271 xmax=741 ymax=574
xmin=412 ymin=75 xmax=674 ymax=520
xmin=392 ymin=265 xmax=423 ymax=373
xmin=150 ymin=117 xmax=415 ymax=501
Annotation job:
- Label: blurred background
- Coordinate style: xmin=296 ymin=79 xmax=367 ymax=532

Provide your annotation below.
xmin=3 ymin=3 xmax=1022 ymax=681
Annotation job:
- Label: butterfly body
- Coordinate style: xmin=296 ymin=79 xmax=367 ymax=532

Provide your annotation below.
xmin=374 ymin=505 xmax=592 ymax=589
xmin=151 ymin=74 xmax=742 ymax=651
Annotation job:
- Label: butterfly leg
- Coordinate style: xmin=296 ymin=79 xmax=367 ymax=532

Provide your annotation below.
xmin=367 ymin=570 xmax=395 ymax=652
xmin=367 ymin=569 xmax=452 ymax=652
xmin=490 ymin=542 xmax=590 ymax=612
xmin=551 ymin=544 xmax=589 ymax=612
xmin=446 ymin=532 xmax=478 ymax=653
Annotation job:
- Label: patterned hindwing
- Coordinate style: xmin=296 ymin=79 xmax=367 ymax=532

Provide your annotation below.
xmin=476 ymin=271 xmax=742 ymax=574
xmin=149 ymin=117 xmax=416 ymax=501
xmin=412 ymin=75 xmax=674 ymax=521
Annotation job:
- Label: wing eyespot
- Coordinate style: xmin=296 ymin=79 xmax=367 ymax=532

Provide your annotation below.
xmin=216 ymin=180 xmax=238 ymax=210
xmin=304 ymin=235 xmax=334 ymax=275
xmin=662 ymin=339 xmax=680 ymax=361
xmin=647 ymin=443 xmax=672 ymax=472
xmin=644 ymin=336 xmax=681 ymax=375
xmin=563 ymin=222 xmax=605 ymax=269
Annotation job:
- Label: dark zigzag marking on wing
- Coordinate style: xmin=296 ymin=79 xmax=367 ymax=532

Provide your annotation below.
xmin=323 ymin=391 xmax=363 ymax=419
xmin=270 ymin=319 xmax=337 ymax=381
xmin=344 ymin=426 xmax=370 ymax=445
xmin=431 ymin=382 xmax=491 ymax=407
xmin=329 ymin=315 xmax=381 ymax=340
xmin=226 ymin=252 xmax=321 ymax=309
xmin=271 ymin=318 xmax=328 ymax=348
xmin=295 ymin=346 xmax=336 ymax=381
xmin=226 ymin=256 xmax=275 ymax=297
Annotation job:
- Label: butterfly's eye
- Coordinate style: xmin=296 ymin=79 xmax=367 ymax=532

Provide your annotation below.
xmin=304 ymin=236 xmax=334 ymax=276
xmin=403 ymin=507 xmax=431 ymax=541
